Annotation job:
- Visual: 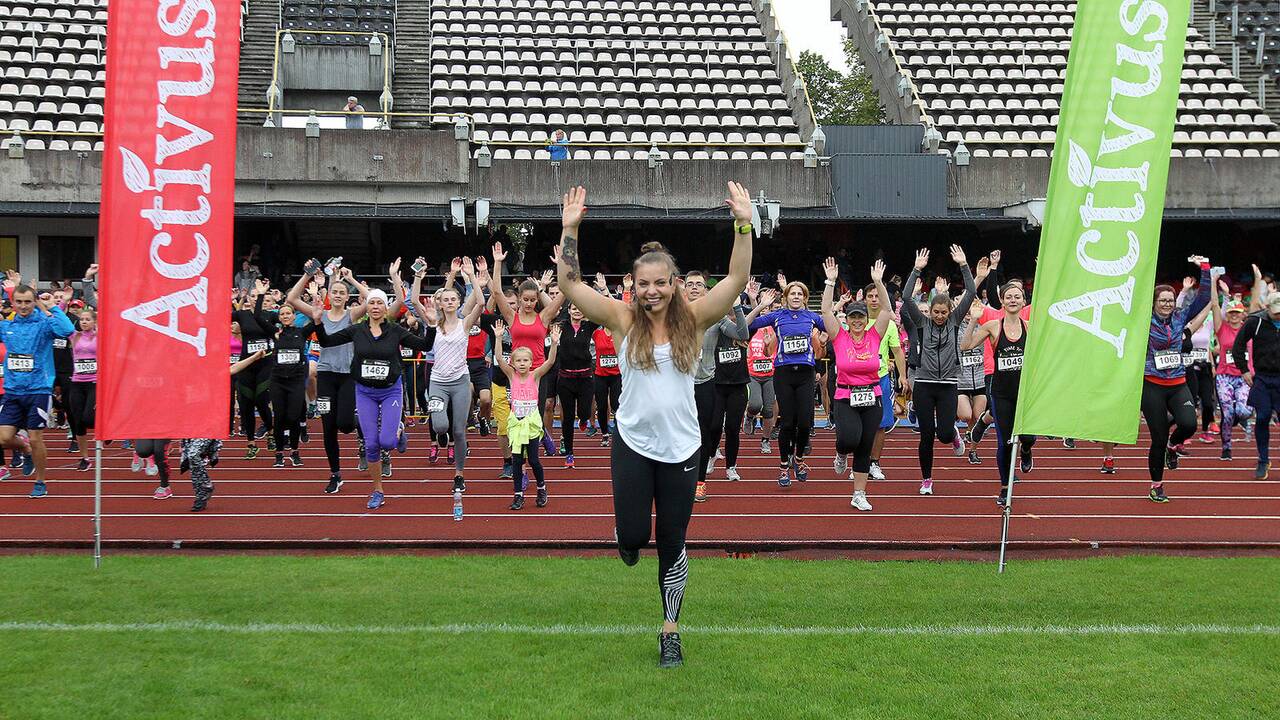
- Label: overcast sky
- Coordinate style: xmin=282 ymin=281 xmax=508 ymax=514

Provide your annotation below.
xmin=772 ymin=0 xmax=850 ymax=72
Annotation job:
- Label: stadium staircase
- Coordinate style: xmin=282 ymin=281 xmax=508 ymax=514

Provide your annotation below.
xmin=390 ymin=0 xmax=435 ymax=128
xmin=1195 ymin=0 xmax=1280 ymax=122
xmin=238 ymin=0 xmax=282 ymax=126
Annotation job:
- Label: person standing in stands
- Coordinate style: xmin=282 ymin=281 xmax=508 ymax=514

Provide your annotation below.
xmin=547 ymin=128 xmax=570 ymax=160
xmin=0 ymin=285 xmax=75 ymax=498
xmin=343 ymin=96 xmax=365 ymax=129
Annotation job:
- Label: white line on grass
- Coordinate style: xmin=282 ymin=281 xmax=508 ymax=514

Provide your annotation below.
xmin=0 ymin=620 xmax=1276 ymax=637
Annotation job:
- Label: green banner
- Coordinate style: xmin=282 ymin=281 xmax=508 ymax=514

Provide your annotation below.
xmin=1015 ymin=0 xmax=1189 ymax=444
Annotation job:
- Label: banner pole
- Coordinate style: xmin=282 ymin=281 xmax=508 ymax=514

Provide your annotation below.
xmin=997 ymin=436 xmax=1020 ymax=574
xmin=93 ymin=440 xmax=102 ymax=569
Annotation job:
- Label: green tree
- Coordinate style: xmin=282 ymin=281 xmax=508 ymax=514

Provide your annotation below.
xmin=795 ymin=40 xmax=885 ymax=126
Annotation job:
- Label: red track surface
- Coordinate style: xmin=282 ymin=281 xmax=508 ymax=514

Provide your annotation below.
xmin=2 ymin=419 xmax=1279 ymax=550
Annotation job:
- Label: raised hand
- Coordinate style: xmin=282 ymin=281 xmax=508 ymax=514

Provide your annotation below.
xmin=84 ymin=263 xmax=99 ymax=278
xmin=562 ymin=186 xmax=588 ymax=229
xmin=823 ymin=257 xmax=839 ymax=281
xmin=450 ymin=257 xmax=463 ymax=274
xmin=970 ymin=301 xmax=985 ymax=321
xmin=1182 ymin=276 xmax=1196 ymax=290
xmin=460 ymin=256 xmax=476 ymax=278
xmin=914 ymin=248 xmax=929 ymax=271
xmin=622 ymin=273 xmax=633 ymax=290
xmin=339 ymin=267 xmax=354 ymax=282
xmin=870 ymin=259 xmax=886 ymax=283
xmin=550 ymin=243 xmax=562 ymax=266
xmin=949 ymin=244 xmax=966 ymax=266
xmin=856 ymin=288 xmax=864 ymax=302
xmin=975 ymin=256 xmax=991 ymax=280
xmin=776 ymin=272 xmax=787 ymax=289
xmin=549 ymin=323 xmax=563 ymax=343
xmin=724 ymin=181 xmax=753 ymax=224
xmin=746 ymin=279 xmax=760 ymax=301
xmin=838 ymin=292 xmax=853 ymax=308
xmin=389 ymin=257 xmax=402 ymax=278
xmin=492 ymin=318 xmax=505 ymax=336
xmin=758 ymin=288 xmax=778 ymax=307
xmin=492 ymin=242 xmax=507 ymax=264
xmin=476 ymin=256 xmax=489 ymax=274
xmin=934 ymin=275 xmax=949 ymax=295
xmin=540 ymin=269 xmax=554 ymax=287
xmin=989 ymin=249 xmax=1001 ymax=267
xmin=594 ymin=272 xmax=607 ymax=290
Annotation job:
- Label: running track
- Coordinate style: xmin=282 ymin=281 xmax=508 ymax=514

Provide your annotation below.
xmin=2 ymin=420 xmax=1278 ymax=551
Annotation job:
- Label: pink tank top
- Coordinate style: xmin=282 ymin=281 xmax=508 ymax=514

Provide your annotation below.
xmin=832 ymin=326 xmax=883 ymax=401
xmin=747 ymin=327 xmax=774 ymax=378
xmin=509 ymin=373 xmax=539 ymax=419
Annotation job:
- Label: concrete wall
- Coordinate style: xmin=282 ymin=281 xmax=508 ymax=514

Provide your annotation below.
xmin=281 ymin=45 xmax=391 ymax=93
xmin=0 ymin=216 xmax=98 ymax=282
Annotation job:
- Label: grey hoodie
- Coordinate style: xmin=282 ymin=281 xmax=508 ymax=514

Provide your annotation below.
xmin=899 ymin=265 xmax=979 ymax=383
xmin=695 ymin=305 xmax=749 ymax=384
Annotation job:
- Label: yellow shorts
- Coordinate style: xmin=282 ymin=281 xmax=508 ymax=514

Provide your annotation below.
xmin=492 ymin=383 xmax=510 ymax=435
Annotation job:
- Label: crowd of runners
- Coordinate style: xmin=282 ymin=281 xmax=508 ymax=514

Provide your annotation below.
xmin=3 ymin=184 xmax=1279 ymax=665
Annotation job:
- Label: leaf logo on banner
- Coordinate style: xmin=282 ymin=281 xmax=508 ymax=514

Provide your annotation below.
xmin=119 ymin=146 xmax=154 ymax=193
xmin=1066 ymin=139 xmax=1093 ymax=189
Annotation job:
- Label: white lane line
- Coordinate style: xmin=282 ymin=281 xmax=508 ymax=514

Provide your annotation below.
xmin=1 ymin=512 xmax=1277 ymax=520
xmin=7 ymin=493 xmax=1280 ymax=501
xmin=0 ymin=620 xmax=1275 ymax=637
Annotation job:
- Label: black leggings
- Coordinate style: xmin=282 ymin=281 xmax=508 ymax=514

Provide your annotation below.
xmin=1141 ymin=380 xmax=1196 ymax=485
xmin=612 ymin=434 xmax=697 ymax=625
xmin=703 ymin=383 xmax=748 ymax=467
xmin=316 ymin=370 xmax=359 ymax=473
xmin=269 ymin=375 xmax=307 ymax=452
xmin=134 ymin=439 xmax=170 ymax=486
xmin=913 ymin=381 xmax=959 ymax=479
xmin=1185 ymin=362 xmax=1215 ymax=432
xmin=511 ymin=439 xmax=545 ymax=492
xmin=67 ymin=380 xmax=95 ymax=437
xmin=774 ymin=364 xmax=816 ymax=465
xmin=557 ymin=373 xmax=594 ymax=455
xmin=991 ymin=393 xmax=1037 ymax=487
xmin=237 ymin=361 xmax=273 ymax=441
xmin=834 ymin=397 xmax=880 ymax=473
xmin=694 ymin=380 xmax=716 ymax=482
xmin=402 ymin=361 xmax=427 ymax=416
xmin=594 ymin=374 xmax=621 ymax=436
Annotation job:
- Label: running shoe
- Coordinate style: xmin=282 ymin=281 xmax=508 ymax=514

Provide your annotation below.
xmin=453 ymin=475 xmax=467 ymax=494
xmin=1062 ymin=437 xmax=1076 ymax=449
xmin=541 ymin=435 xmax=556 ymax=457
xmin=8 ymin=454 xmax=21 ymax=469
xmin=1164 ymin=446 xmax=1179 ymax=470
xmin=500 ymin=459 xmax=514 ymax=480
xmin=601 ymin=434 xmax=612 ymax=448
xmin=1209 ymin=421 xmax=1220 ymax=434
xmin=405 ymin=417 xmax=416 ymax=428
xmin=29 ymin=481 xmax=47 ymax=498
xmin=536 ymin=485 xmax=548 ymax=507
xmin=1197 ymin=432 xmax=1214 ymax=444
xmin=324 ymin=473 xmax=343 ymax=494
xmin=381 ymin=451 xmax=392 ymax=478
xmin=478 ymin=418 xmax=491 ymax=436
xmin=585 ymin=424 xmax=598 ymax=437
xmin=245 ymin=444 xmax=259 ymax=460
xmin=1174 ymin=444 xmax=1191 ymax=457
xmin=290 ymin=451 xmax=302 ymax=467
xmin=429 ymin=446 xmax=439 ymax=464
xmin=20 ymin=452 xmax=34 ymax=477
xmin=559 ymin=441 xmax=568 ymax=457
xmin=1019 ymin=449 xmax=1034 ymax=474
xmin=68 ymin=439 xmax=79 ymax=453
xmin=1245 ymin=418 xmax=1256 ymax=437
xmin=255 ymin=427 xmax=268 ymax=440
xmin=777 ymin=467 xmax=792 ymax=488
xmin=850 ymin=490 xmax=873 ymax=511
xmin=1148 ymin=485 xmax=1169 ymax=503
xmin=300 ymin=427 xmax=310 ymax=444
xmin=996 ymin=488 xmax=1008 ymax=507
xmin=953 ymin=434 xmax=966 ymax=456
xmin=743 ymin=420 xmax=756 ymax=436
xmin=658 ymin=632 xmax=684 ymax=669
xmin=447 ymin=446 xmax=456 ymax=465
xmin=565 ymin=454 xmax=575 ymax=469
xmin=273 ymin=453 xmax=286 ymax=468
xmin=366 ymin=490 xmax=385 ymax=510
xmin=143 ymin=458 xmax=156 ymax=476
xmin=705 ymin=449 xmax=722 ymax=475
xmin=1256 ymin=461 xmax=1271 ymax=480
xmin=396 ymin=431 xmax=408 ymax=454
xmin=358 ymin=453 xmax=368 ymax=472
xmin=509 ymin=493 xmax=525 ymax=511
xmin=793 ymin=461 xmax=809 ymax=482
xmin=120 ymin=440 xmax=134 ymax=451
xmin=694 ymin=482 xmax=708 ymax=503
xmin=1101 ymin=457 xmax=1116 ymax=474
xmin=760 ymin=438 xmax=772 ymax=455
xmin=869 ymin=462 xmax=885 ymax=481
xmin=191 ymin=484 xmax=213 ymax=512
xmin=0 ymin=466 xmax=12 ymax=482
xmin=1221 ymin=447 xmax=1233 ymax=461
xmin=153 ymin=486 xmax=172 ymax=500
xmin=833 ymin=453 xmax=848 ymax=475
xmin=77 ymin=457 xmax=91 ymax=472
xmin=967 ymin=449 xmax=981 ymax=465
xmin=770 ymin=426 xmax=780 ymax=440
xmin=919 ymin=479 xmax=933 ymax=495
xmin=266 ymin=436 xmax=276 ymax=452
xmin=615 ymin=527 xmax=639 ymax=566
xmin=726 ymin=466 xmax=741 ymax=482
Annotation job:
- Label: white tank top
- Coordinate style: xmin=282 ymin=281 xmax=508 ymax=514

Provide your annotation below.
xmin=431 ymin=320 xmax=469 ymax=383
xmin=616 ymin=337 xmax=700 ymax=463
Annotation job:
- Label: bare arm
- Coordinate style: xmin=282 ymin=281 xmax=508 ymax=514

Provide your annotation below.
xmin=961 ymin=318 xmax=995 ymax=351
xmin=870 ymin=260 xmax=894 ymax=338
xmin=819 ymin=258 xmax=842 ymax=337
xmin=490 ymin=243 xmax=516 ymax=325
xmin=1250 ymin=263 xmax=1265 ymax=312
xmin=532 ymin=326 xmax=562 ymax=379
xmin=554 ymin=187 xmax=631 ymax=333
xmin=691 ymin=181 xmax=754 ymax=329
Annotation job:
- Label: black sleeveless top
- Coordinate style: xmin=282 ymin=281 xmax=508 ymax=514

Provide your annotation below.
xmin=991 ymin=318 xmax=1026 ymax=398
xmin=713 ymin=332 xmax=749 ymax=386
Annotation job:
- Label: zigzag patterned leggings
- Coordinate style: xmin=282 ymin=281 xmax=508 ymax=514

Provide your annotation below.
xmin=1216 ymin=374 xmax=1252 ymax=449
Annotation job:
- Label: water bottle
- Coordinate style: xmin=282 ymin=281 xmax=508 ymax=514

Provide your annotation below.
xmin=452 ymin=489 xmax=463 ymax=521
xmin=324 ymin=256 xmax=343 ymax=276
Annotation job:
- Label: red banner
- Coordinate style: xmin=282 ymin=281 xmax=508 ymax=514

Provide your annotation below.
xmin=96 ymin=0 xmax=240 ymax=439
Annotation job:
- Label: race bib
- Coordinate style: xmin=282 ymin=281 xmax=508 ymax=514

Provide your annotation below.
xmin=245 ymin=340 xmax=269 ymax=354
xmin=1153 ymin=350 xmax=1181 ymax=371
xmin=717 ymin=347 xmax=742 ymax=364
xmin=781 ymin=334 xmax=810 ymax=355
xmin=7 ymin=354 xmax=34 ymax=373
xmin=1183 ymin=348 xmax=1210 ymax=367
xmin=316 ymin=397 xmax=332 ymax=414
xmin=599 ymin=354 xmax=619 ymax=368
xmin=847 ymin=385 xmax=876 ymax=407
xmin=512 ymin=399 xmax=538 ymax=417
xmin=996 ymin=352 xmax=1023 ymax=372
xmin=545 ymin=335 xmax=552 ymax=348
xmin=360 ymin=359 xmax=391 ymax=381
xmin=427 ymin=396 xmax=447 ymax=413
xmin=502 ymin=353 xmax=512 ymax=365
xmin=960 ymin=349 xmax=984 ymax=367
xmin=229 ymin=353 xmax=241 ymax=365
xmin=751 ymin=359 xmax=773 ymax=374
xmin=53 ymin=337 xmax=68 ymax=350
xmin=277 ymin=349 xmax=301 ymax=365
xmin=400 ymin=346 xmax=415 ymax=359
xmin=74 ymin=358 xmax=97 ymax=375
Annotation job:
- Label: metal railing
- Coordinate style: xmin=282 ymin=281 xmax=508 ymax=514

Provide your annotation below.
xmin=266 ymin=29 xmax=393 ymax=127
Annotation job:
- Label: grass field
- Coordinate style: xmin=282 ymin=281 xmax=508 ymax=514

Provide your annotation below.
xmin=0 ymin=553 xmax=1277 ymax=719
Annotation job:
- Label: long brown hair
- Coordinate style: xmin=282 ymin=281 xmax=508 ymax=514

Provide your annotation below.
xmin=626 ymin=242 xmax=699 ymax=374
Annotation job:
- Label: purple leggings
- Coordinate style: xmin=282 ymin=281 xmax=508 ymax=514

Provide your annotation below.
xmin=355 ymin=380 xmax=402 ymax=461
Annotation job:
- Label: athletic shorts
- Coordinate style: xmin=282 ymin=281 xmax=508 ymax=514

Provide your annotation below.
xmin=0 ymin=393 xmax=53 ymax=431
xmin=492 ymin=383 xmax=510 ymax=436
xmin=467 ymin=358 xmax=492 ymax=392
xmin=878 ymin=375 xmax=895 ymax=430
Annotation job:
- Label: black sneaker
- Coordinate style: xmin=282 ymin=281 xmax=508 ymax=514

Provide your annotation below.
xmin=453 ymin=476 xmax=467 ymax=494
xmin=996 ymin=486 xmax=1008 ymax=507
xmin=1256 ymin=461 xmax=1270 ymax=480
xmin=658 ymin=632 xmax=683 ymax=668
xmin=967 ymin=449 xmax=981 ymax=465
xmin=191 ymin=484 xmax=214 ymax=512
xmin=601 ymin=434 xmax=612 ymax=447
xmin=275 ymin=452 xmax=288 ymax=467
xmin=1221 ymin=447 xmax=1233 ymax=461
xmin=1019 ymin=450 xmax=1034 ymax=474
xmin=299 ymin=428 xmax=309 ymax=444
xmin=68 ymin=439 xmax=79 ymax=453
xmin=770 ymin=426 xmax=780 ymax=440
xmin=478 ymin=418 xmax=491 ymax=436
xmin=266 ymin=436 xmax=277 ymax=452
xmin=509 ymin=493 xmax=524 ymax=511
xmin=289 ymin=451 xmax=302 ymax=467
xmin=1149 ymin=485 xmax=1170 ymax=503
xmin=615 ymin=527 xmax=639 ymax=566
xmin=76 ymin=457 xmax=91 ymax=472
xmin=381 ymin=451 xmax=392 ymax=478
xmin=1063 ymin=437 xmax=1076 ymax=449
xmin=254 ymin=427 xmax=268 ymax=440
xmin=536 ymin=485 xmax=548 ymax=507
xmin=324 ymin=473 xmax=343 ymax=494
xmin=1164 ymin=446 xmax=1179 ymax=470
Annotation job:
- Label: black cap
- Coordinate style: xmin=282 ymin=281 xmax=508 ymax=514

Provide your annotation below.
xmin=845 ymin=301 xmax=869 ymax=317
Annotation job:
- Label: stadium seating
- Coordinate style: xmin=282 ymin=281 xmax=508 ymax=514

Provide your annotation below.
xmin=857 ymin=1 xmax=1280 ymax=158
xmin=280 ymin=0 xmax=395 ymax=46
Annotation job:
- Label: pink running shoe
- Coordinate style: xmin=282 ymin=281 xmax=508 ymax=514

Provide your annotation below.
xmin=447 ymin=446 xmax=456 ymax=465
xmin=145 ymin=458 xmax=158 ymax=477
xmin=429 ymin=446 xmax=439 ymax=464
xmin=1197 ymin=432 xmax=1214 ymax=444
xmin=130 ymin=453 xmax=144 ymax=473
xmin=153 ymin=486 xmax=173 ymax=500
